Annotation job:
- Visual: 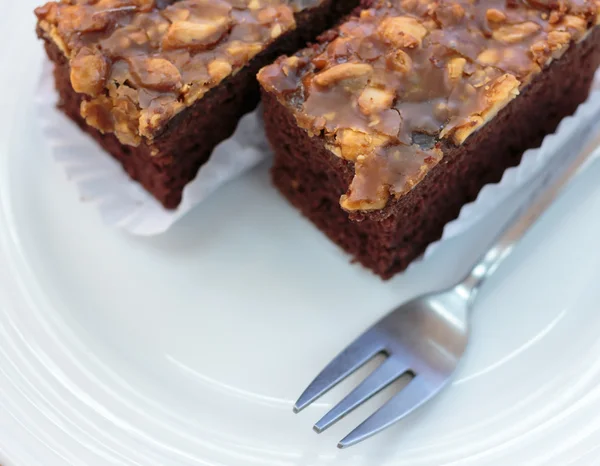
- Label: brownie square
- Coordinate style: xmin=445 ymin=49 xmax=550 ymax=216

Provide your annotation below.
xmin=259 ymin=0 xmax=600 ymax=278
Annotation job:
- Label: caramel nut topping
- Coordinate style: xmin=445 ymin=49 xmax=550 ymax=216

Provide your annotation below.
xmin=258 ymin=0 xmax=598 ymax=212
xmin=36 ymin=0 xmax=297 ymax=146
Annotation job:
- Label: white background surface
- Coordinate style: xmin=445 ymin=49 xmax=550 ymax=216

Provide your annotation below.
xmin=3 ymin=2 xmax=600 ymax=465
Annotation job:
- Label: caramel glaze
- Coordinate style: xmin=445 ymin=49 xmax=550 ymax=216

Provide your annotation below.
xmin=259 ymin=0 xmax=598 ymax=211
xmin=36 ymin=0 xmax=299 ymax=146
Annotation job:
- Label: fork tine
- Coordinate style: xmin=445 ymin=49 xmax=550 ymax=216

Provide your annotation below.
xmin=294 ymin=331 xmax=385 ymax=413
xmin=313 ymin=358 xmax=408 ymax=433
xmin=338 ymin=376 xmax=438 ymax=448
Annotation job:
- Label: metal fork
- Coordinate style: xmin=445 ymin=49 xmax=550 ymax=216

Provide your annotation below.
xmin=294 ymin=134 xmax=600 ymax=449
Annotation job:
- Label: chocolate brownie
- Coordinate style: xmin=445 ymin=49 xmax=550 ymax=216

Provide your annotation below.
xmin=35 ymin=0 xmax=359 ymax=209
xmin=259 ymin=0 xmax=600 ymax=278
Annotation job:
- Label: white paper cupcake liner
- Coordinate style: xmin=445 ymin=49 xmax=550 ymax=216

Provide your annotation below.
xmin=37 ymin=64 xmax=600 ymax=242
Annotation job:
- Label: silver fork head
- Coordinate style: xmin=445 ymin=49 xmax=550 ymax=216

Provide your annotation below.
xmin=294 ymin=287 xmax=470 ymax=448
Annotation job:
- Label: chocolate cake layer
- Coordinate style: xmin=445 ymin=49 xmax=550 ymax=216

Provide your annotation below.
xmin=260 ymin=0 xmax=600 ymax=278
xmin=36 ymin=0 xmax=359 ymax=208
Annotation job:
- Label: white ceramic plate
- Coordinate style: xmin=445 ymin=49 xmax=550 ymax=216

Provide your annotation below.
xmin=3 ymin=3 xmax=600 ymax=465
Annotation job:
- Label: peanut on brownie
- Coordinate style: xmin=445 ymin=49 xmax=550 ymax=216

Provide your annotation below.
xmin=259 ymin=0 xmax=600 ymax=278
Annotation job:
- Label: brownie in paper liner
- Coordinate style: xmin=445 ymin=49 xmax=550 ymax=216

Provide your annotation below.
xmin=36 ymin=63 xmax=268 ymax=236
xmin=258 ymin=0 xmax=600 ymax=279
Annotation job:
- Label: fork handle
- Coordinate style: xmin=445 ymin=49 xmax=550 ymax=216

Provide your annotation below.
xmin=458 ymin=124 xmax=600 ymax=303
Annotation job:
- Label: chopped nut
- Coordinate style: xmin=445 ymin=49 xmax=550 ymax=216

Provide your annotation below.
xmin=549 ymin=10 xmax=563 ymax=25
xmin=335 ymin=129 xmax=389 ymax=161
xmin=313 ymin=63 xmax=374 ymax=88
xmin=157 ymin=22 xmax=169 ymax=34
xmin=357 ymin=87 xmax=395 ymax=115
xmin=81 ymin=96 xmax=115 ymax=136
xmin=58 ymin=5 xmax=111 ymax=34
xmin=162 ymin=7 xmax=191 ymax=22
xmin=129 ymin=29 xmax=148 ymax=46
xmin=445 ymin=115 xmax=484 ymax=145
xmin=486 ymin=8 xmax=507 ymax=23
xmin=340 ymin=190 xmax=389 ymax=211
xmin=476 ymin=48 xmax=501 ymax=66
xmin=182 ymin=82 xmax=209 ymax=105
xmin=446 ymin=57 xmax=466 ymax=81
xmin=163 ymin=19 xmax=231 ymax=50
xmin=281 ymin=56 xmax=301 ymax=75
xmin=128 ymin=57 xmax=182 ymax=92
xmin=492 ymin=21 xmax=541 ymax=43
xmin=400 ymin=0 xmax=418 ymax=12
xmin=469 ymin=67 xmax=495 ymax=88
xmin=325 ymin=143 xmax=343 ymax=158
xmin=530 ymin=39 xmax=550 ymax=65
xmin=112 ymin=95 xmax=141 ymax=146
xmin=421 ymin=18 xmax=438 ymax=32
xmin=248 ymin=0 xmax=261 ymax=9
xmin=325 ymin=37 xmax=354 ymax=60
xmin=226 ymin=40 xmax=264 ymax=64
xmin=70 ymin=48 xmax=109 ymax=96
xmin=386 ymin=49 xmax=413 ymax=74
xmin=257 ymin=6 xmax=281 ymax=23
xmin=359 ymin=9 xmax=373 ymax=19
xmin=547 ymin=30 xmax=572 ymax=51
xmin=133 ymin=0 xmax=159 ymax=12
xmin=377 ymin=16 xmax=428 ymax=48
xmin=271 ymin=23 xmax=283 ymax=39
xmin=34 ymin=3 xmax=58 ymax=23
xmin=336 ymin=130 xmax=371 ymax=161
xmin=561 ymin=15 xmax=588 ymax=34
xmin=450 ymin=3 xmax=465 ymax=21
xmin=208 ymin=59 xmax=233 ymax=83
xmin=485 ymin=74 xmax=520 ymax=103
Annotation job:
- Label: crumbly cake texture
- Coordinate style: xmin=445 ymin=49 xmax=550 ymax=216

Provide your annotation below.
xmin=36 ymin=0 xmax=359 ymax=208
xmin=259 ymin=0 xmax=600 ymax=278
